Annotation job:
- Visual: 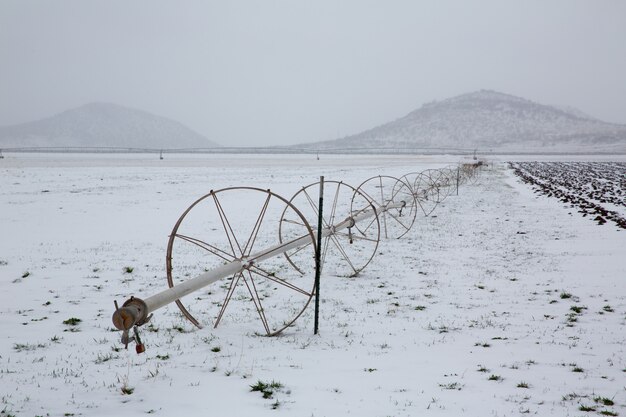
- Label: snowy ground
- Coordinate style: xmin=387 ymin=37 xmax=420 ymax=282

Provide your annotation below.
xmin=1 ymin=153 xmax=625 ymax=417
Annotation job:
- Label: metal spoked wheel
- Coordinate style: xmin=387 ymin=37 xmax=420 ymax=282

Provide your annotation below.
xmin=280 ymin=181 xmax=380 ymax=278
xmin=428 ymin=167 xmax=456 ymax=203
xmin=166 ymin=187 xmax=317 ymax=336
xmin=413 ymin=171 xmax=443 ymax=216
xmin=353 ymin=175 xmax=418 ymax=239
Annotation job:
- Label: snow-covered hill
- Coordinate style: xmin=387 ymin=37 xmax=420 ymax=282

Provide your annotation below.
xmin=300 ymin=90 xmax=626 ymax=153
xmin=0 ymin=102 xmax=219 ymax=150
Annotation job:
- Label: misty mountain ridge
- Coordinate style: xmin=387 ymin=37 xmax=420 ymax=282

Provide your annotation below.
xmin=0 ymin=102 xmax=219 ymax=149
xmin=300 ymin=90 xmax=626 ymax=153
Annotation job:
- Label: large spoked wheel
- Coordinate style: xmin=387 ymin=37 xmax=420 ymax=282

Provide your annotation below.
xmin=166 ymin=187 xmax=317 ymax=336
xmin=427 ymin=167 xmax=456 ymax=203
xmin=353 ymin=175 xmax=418 ymax=239
xmin=280 ymin=181 xmax=380 ymax=278
xmin=413 ymin=171 xmax=442 ymax=216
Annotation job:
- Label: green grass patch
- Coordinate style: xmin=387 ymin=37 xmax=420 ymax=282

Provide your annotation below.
xmin=250 ymin=380 xmax=284 ymax=399
xmin=570 ymin=305 xmax=587 ymax=314
xmin=63 ymin=317 xmax=82 ymax=326
xmin=594 ymin=397 xmax=615 ymax=406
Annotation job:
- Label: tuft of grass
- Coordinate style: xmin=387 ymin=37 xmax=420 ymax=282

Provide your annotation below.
xmin=599 ymin=410 xmax=618 ymax=416
xmin=570 ymin=305 xmax=587 ymax=314
xmin=22 ymin=271 xmax=30 ymax=278
xmin=121 ymin=385 xmax=134 ymax=395
xmin=572 ymin=367 xmax=584 ymax=373
xmin=63 ymin=317 xmax=81 ymax=326
xmin=594 ymin=397 xmax=615 ymax=406
xmin=123 ymin=266 xmax=134 ymax=274
xmin=477 ymin=366 xmax=490 ymax=373
xmin=155 ymin=354 xmax=170 ymax=360
xmin=414 ymin=305 xmax=426 ymax=311
xmin=488 ymin=374 xmax=502 ymax=381
xmin=578 ymin=405 xmax=596 ymax=412
xmin=517 ymin=382 xmax=530 ymax=388
xmin=169 ymin=325 xmax=188 ymax=333
xmin=562 ymin=392 xmax=585 ymax=401
xmin=13 ymin=342 xmax=47 ymax=352
xmin=438 ymin=382 xmax=462 ymax=390
xmin=560 ymin=292 xmax=572 ymax=299
xmin=250 ymin=380 xmax=283 ymax=399
xmin=211 ymin=346 xmax=221 ymax=353
xmin=95 ymin=353 xmax=118 ymax=364
xmin=602 ymin=305 xmax=614 ymax=313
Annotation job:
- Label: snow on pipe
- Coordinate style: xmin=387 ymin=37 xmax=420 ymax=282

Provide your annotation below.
xmin=111 ymin=162 xmax=484 ymax=348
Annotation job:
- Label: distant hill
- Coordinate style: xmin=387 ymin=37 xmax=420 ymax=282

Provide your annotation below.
xmin=297 ymin=90 xmax=626 ymax=153
xmin=0 ymin=102 xmax=219 ymax=150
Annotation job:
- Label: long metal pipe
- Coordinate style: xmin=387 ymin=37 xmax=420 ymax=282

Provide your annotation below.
xmin=112 ymin=198 xmax=406 ymax=331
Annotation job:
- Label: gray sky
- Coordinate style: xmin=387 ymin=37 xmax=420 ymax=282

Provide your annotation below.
xmin=1 ymin=1 xmax=625 ymax=146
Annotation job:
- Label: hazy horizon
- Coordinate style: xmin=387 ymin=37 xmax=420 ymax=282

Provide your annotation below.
xmin=2 ymin=1 xmax=625 ymax=146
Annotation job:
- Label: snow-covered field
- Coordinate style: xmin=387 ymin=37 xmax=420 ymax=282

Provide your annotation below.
xmin=1 ymin=153 xmax=625 ymax=417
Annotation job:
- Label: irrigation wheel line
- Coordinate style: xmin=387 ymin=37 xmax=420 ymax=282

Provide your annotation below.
xmin=111 ymin=162 xmax=485 ymax=344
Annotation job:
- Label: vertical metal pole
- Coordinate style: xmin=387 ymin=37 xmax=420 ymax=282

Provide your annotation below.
xmin=314 ymin=176 xmax=324 ymax=335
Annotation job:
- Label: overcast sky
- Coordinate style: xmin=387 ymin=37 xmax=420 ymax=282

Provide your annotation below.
xmin=1 ymin=1 xmax=625 ymax=146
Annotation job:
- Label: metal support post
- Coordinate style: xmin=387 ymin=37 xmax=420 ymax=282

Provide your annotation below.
xmin=314 ymin=176 xmax=324 ymax=335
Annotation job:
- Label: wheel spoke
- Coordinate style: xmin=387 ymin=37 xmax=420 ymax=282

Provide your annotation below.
xmin=377 ymin=177 xmax=389 ymax=238
xmin=327 ymin=182 xmax=342 ymax=229
xmin=386 ymin=211 xmax=411 ymax=232
xmin=214 ymin=272 xmax=242 ymax=328
xmin=361 ymin=214 xmax=378 ymax=234
xmin=328 ymin=233 xmax=359 ymax=275
xmin=243 ymin=193 xmax=272 ymax=256
xmin=249 ymin=266 xmax=312 ymax=297
xmin=175 ymin=233 xmax=235 ymax=263
xmin=212 ymin=192 xmax=243 ymax=257
xmin=302 ymin=188 xmax=320 ymax=216
xmin=281 ymin=217 xmax=308 ymax=228
xmin=321 ymin=234 xmax=333 ymax=272
xmin=242 ymin=271 xmax=270 ymax=335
